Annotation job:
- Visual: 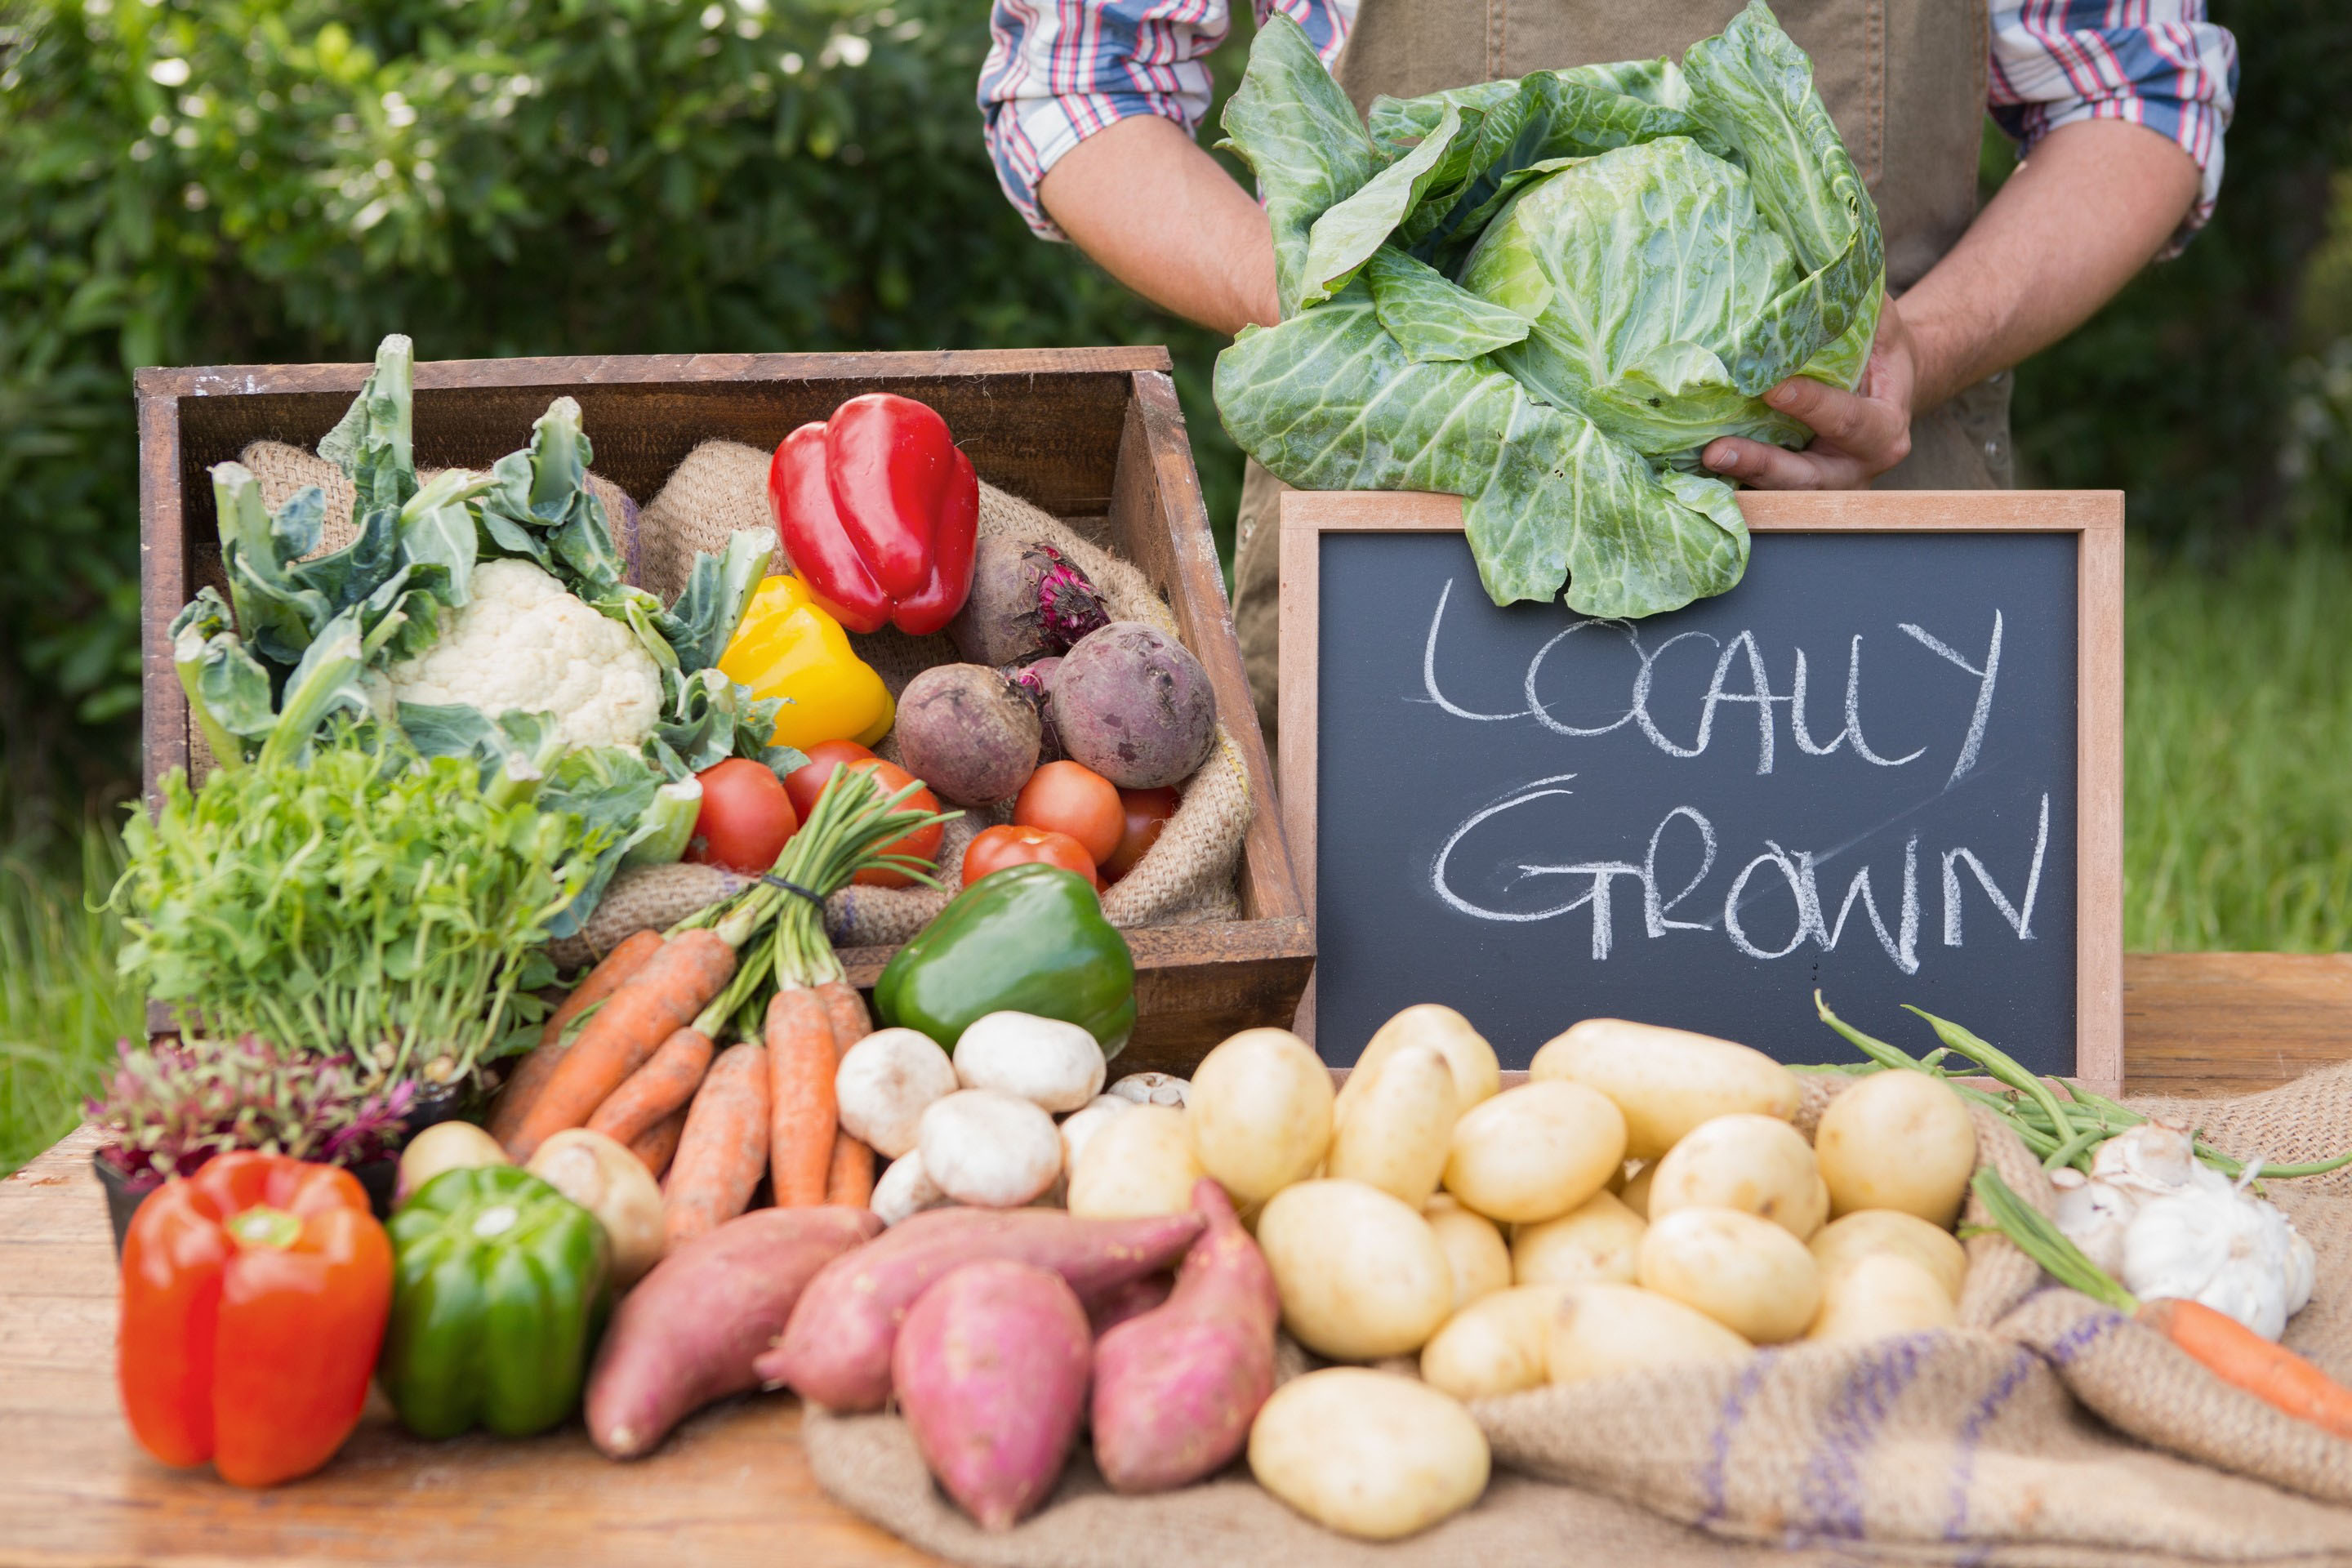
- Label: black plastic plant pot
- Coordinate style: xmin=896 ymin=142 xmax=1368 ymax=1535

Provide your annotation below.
xmin=92 ymin=1154 xmax=163 ymax=1258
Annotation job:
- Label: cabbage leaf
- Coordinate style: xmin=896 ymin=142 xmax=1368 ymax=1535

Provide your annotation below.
xmin=1213 ymin=1 xmax=1882 ymax=617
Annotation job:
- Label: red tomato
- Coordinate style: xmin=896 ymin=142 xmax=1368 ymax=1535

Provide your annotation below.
xmin=685 ymin=758 xmax=799 ymax=873
xmin=1100 ymin=786 xmax=1181 ymax=882
xmin=1012 ymin=761 xmax=1123 ymax=866
xmin=784 ymin=739 xmax=880 ymax=822
xmin=844 ymin=758 xmax=945 ymax=889
xmin=962 ymin=825 xmax=1098 ymax=888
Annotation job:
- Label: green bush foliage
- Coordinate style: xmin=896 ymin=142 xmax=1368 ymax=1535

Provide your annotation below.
xmin=0 ymin=0 xmax=1236 ymax=803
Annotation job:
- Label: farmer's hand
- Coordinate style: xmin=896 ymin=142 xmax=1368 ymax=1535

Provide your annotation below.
xmin=1699 ymin=294 xmax=1916 ymax=490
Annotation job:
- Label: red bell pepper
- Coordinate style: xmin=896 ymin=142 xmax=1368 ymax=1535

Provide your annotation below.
xmin=118 ymin=1151 xmax=393 ymax=1488
xmin=767 ymin=392 xmax=979 ymax=636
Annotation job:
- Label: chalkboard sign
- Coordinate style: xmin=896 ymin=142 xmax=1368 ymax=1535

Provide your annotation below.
xmin=1278 ymin=491 xmax=2123 ymax=1085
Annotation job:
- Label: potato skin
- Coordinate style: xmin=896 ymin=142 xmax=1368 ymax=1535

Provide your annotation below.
xmin=1419 ymin=1283 xmax=1566 ymax=1401
xmin=1443 ymin=1081 xmax=1626 ymax=1224
xmin=1810 ymin=1210 xmax=1969 ymax=1302
xmin=1805 ymin=1252 xmax=1958 ymax=1343
xmin=1646 ymin=1114 xmax=1825 ymax=1238
xmin=1423 ymin=1196 xmax=1512 ymax=1310
xmin=1637 ymin=1206 xmax=1822 ymax=1345
xmin=1337 ymin=1004 xmax=1500 ymax=1121
xmin=1249 ymin=1370 xmax=1490 ymax=1540
xmin=1814 ymin=1073 xmax=1977 ymax=1227
xmin=1187 ymin=1028 xmax=1334 ymax=1205
xmin=1529 ymin=1020 xmax=1800 ymax=1160
xmin=1512 ymin=1190 xmax=1646 ymax=1287
xmin=1545 ymin=1283 xmax=1753 ymax=1386
xmin=1068 ymin=1105 xmax=1202 ymax=1219
xmin=1256 ymin=1179 xmax=1454 ymax=1361
xmin=1329 ymin=1044 xmax=1457 ymax=1206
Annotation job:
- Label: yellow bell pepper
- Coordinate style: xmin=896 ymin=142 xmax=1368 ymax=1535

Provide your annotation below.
xmin=717 ymin=575 xmax=895 ymax=751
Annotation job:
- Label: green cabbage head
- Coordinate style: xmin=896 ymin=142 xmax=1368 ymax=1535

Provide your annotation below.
xmin=1213 ymin=1 xmax=1882 ymax=617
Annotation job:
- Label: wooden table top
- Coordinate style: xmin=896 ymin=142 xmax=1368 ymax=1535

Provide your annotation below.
xmin=7 ymin=951 xmax=2349 ymax=1568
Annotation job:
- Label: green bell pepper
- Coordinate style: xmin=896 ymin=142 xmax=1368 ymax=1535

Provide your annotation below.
xmin=876 ymin=862 xmax=1137 ymax=1057
xmin=380 ymin=1164 xmax=611 ymax=1440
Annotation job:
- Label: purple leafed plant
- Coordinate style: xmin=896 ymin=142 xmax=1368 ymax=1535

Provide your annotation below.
xmin=89 ymin=1036 xmax=419 ymax=1192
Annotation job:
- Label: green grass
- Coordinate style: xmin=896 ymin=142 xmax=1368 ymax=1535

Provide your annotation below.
xmin=2125 ymin=541 xmax=2352 ymax=951
xmin=1 ymin=541 xmax=2348 ymax=1172
xmin=0 ymin=826 xmax=140 ymax=1173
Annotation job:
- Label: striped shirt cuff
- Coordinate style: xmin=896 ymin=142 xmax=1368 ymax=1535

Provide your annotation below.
xmin=984 ymin=88 xmax=1204 ymax=243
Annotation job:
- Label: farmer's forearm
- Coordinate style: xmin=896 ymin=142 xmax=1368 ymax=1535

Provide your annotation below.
xmin=1900 ymin=118 xmax=2202 ymax=415
xmin=1039 ymin=115 xmax=1282 ymax=339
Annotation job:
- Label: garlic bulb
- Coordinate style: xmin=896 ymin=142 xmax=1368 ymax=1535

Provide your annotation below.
xmin=2048 ymin=1122 xmax=2316 ymax=1342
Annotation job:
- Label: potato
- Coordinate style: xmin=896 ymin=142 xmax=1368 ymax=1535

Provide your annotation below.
xmin=397 ymin=1120 xmax=507 ymax=1206
xmin=1810 ymin=1210 xmax=1969 ymax=1303
xmin=1419 ymin=1283 xmax=1566 ymax=1400
xmin=1512 ymin=1191 xmax=1645 ymax=1286
xmin=1249 ymin=1369 xmax=1490 ymax=1541
xmin=1529 ymin=1019 xmax=1801 ymax=1160
xmin=528 ymin=1128 xmax=666 ymax=1285
xmin=1646 ymin=1114 xmax=1825 ymax=1238
xmin=1806 ymin=1252 xmax=1958 ymax=1343
xmin=953 ymin=1011 xmax=1106 ymax=1113
xmin=1256 ymin=1180 xmax=1453 ymax=1360
xmin=1619 ymin=1161 xmax=1656 ymax=1219
xmin=1187 ymin=1028 xmax=1334 ymax=1205
xmin=1328 ymin=1044 xmax=1457 ymax=1205
xmin=1442 ymin=1081 xmax=1626 ymax=1224
xmin=1545 ymin=1283 xmax=1753 ymax=1386
xmin=835 ymin=1027 xmax=960 ymax=1159
xmin=1423 ymin=1196 xmax=1511 ymax=1310
xmin=1637 ymin=1206 xmax=1822 ymax=1344
xmin=1814 ymin=1071 xmax=1976 ymax=1226
xmin=1067 ymin=1105 xmax=1203 ymax=1219
xmin=1336 ymin=1004 xmax=1500 ymax=1122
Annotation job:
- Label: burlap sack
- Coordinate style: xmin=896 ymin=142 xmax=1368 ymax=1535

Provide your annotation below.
xmin=804 ymin=1067 xmax=2352 ymax=1567
xmin=638 ymin=440 xmax=1254 ymax=944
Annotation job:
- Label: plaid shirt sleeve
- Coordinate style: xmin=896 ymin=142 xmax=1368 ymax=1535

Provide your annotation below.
xmin=978 ymin=0 xmax=1352 ymax=243
xmin=1989 ymin=0 xmax=2238 ymax=240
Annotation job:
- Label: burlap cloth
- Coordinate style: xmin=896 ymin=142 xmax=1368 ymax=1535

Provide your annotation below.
xmin=803 ymin=1065 xmax=2352 ymax=1566
xmin=241 ymin=437 xmax=1252 ymax=959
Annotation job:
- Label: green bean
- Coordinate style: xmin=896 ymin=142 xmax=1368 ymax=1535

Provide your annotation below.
xmin=1904 ymin=1006 xmax=2080 ymax=1149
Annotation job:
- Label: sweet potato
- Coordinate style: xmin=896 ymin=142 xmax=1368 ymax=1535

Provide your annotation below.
xmin=585 ymin=1205 xmax=882 ymax=1459
xmin=1085 ymin=1270 xmax=1175 ymax=1337
xmin=894 ymin=1259 xmax=1093 ymax=1531
xmin=755 ymin=1205 xmax=1205 ymax=1410
xmin=1089 ymin=1178 xmax=1279 ymax=1493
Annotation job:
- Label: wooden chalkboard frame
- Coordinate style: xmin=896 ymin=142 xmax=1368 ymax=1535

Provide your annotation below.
xmin=1278 ymin=489 xmax=2126 ymax=1090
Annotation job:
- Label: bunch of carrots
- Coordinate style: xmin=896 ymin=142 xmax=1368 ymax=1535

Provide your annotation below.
xmin=488 ymin=767 xmax=956 ymax=1254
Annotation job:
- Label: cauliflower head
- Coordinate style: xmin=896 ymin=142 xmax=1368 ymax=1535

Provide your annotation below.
xmin=384 ymin=559 xmax=663 ymax=751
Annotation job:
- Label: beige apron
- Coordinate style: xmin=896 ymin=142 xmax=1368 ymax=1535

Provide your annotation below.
xmin=1232 ymin=0 xmax=2012 ymax=747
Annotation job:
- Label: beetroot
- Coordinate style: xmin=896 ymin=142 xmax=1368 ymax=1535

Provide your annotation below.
xmin=894 ymin=1260 xmax=1092 ymax=1531
xmin=950 ymin=537 xmax=1111 ymax=666
xmin=894 ymin=663 xmax=1041 ymax=806
xmin=999 ymin=656 xmax=1065 ymax=764
xmin=1050 ymin=622 xmax=1218 ymax=788
xmin=1089 ymin=1179 xmax=1279 ymax=1493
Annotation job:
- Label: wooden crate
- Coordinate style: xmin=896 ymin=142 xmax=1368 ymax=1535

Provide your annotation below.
xmin=134 ymin=346 xmax=1313 ymax=1073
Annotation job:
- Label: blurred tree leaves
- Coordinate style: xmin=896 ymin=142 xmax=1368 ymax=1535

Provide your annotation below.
xmin=0 ymin=0 xmax=1236 ymax=804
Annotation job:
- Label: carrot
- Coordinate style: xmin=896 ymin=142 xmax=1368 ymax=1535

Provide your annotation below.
xmin=816 ymin=979 xmax=872 ymax=1060
xmin=1976 ymin=1168 xmax=2352 ymax=1441
xmin=826 ymin=1133 xmax=876 ymax=1208
xmin=765 ymin=987 xmax=839 ymax=1208
xmin=629 ymin=1107 xmax=688 ymax=1182
xmin=507 ymin=928 xmax=738 ymax=1162
xmin=662 ymin=1043 xmax=770 ymax=1254
xmin=489 ymin=929 xmax=664 ymax=1147
xmin=589 ymin=1027 xmax=716 ymax=1147
xmin=816 ymin=980 xmax=876 ymax=1207
xmin=2139 ymin=1297 xmax=2352 ymax=1439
